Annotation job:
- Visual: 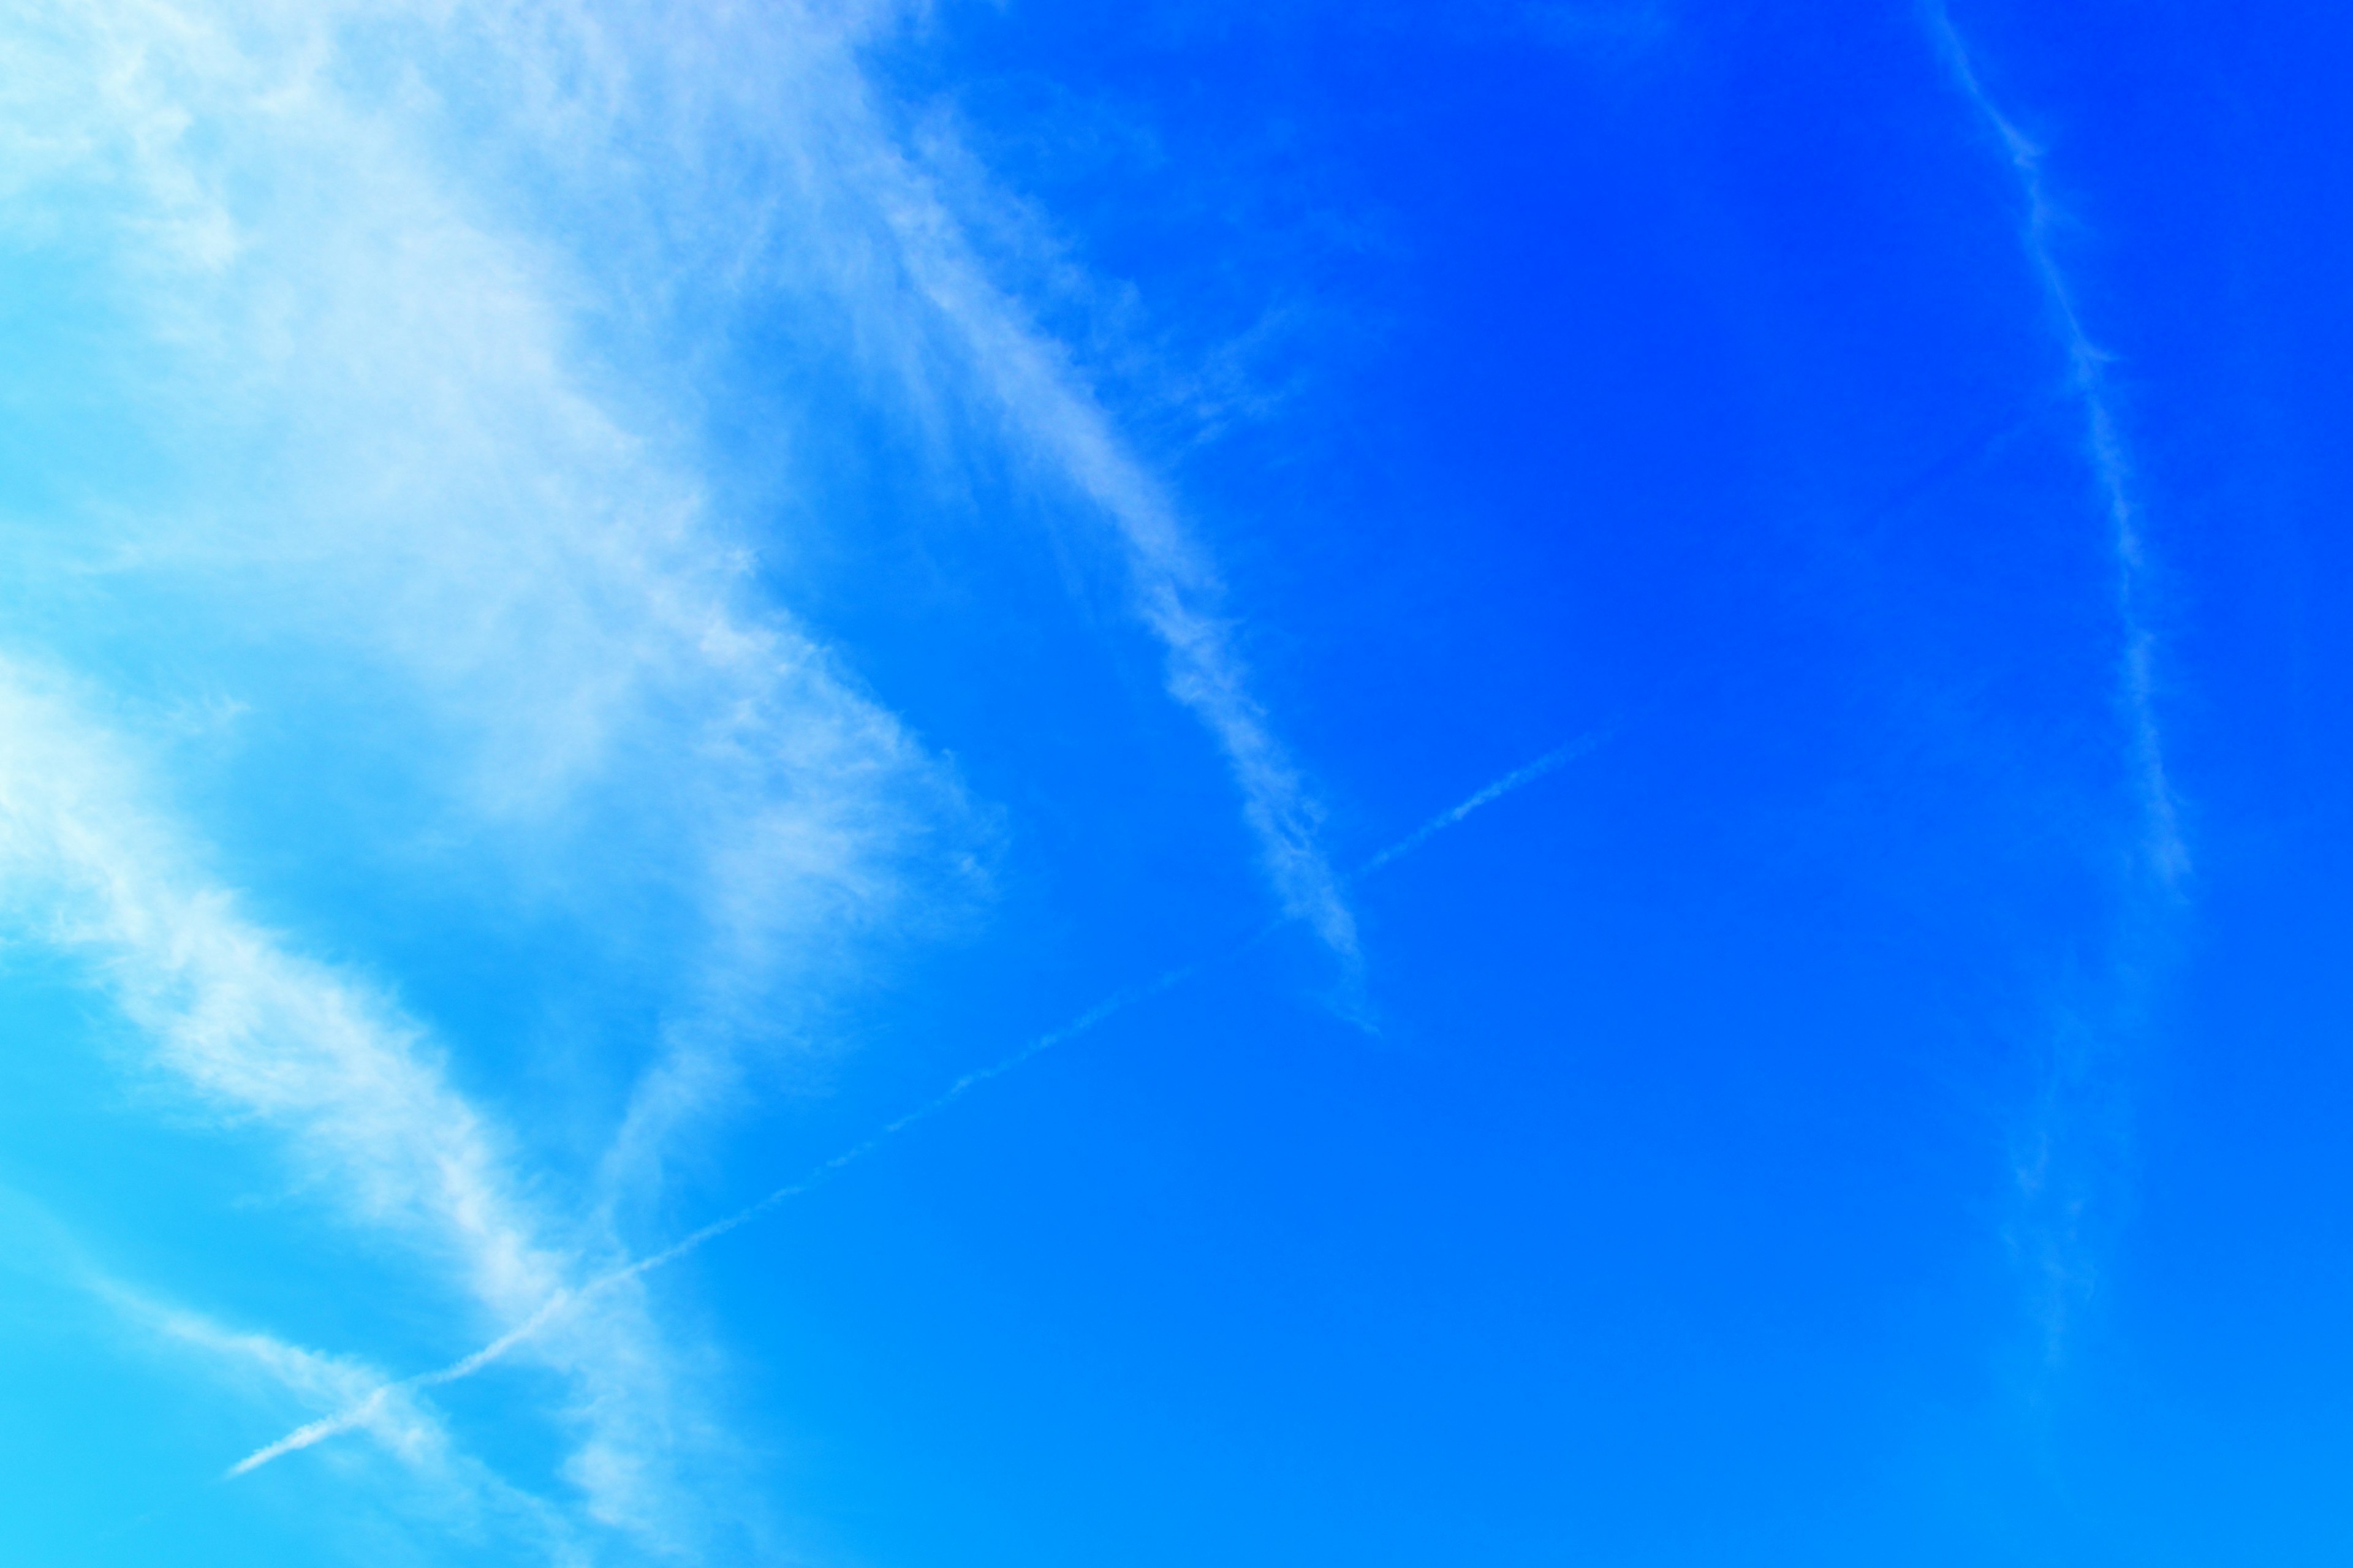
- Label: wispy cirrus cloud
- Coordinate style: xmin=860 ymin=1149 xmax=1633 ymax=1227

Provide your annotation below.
xmin=0 ymin=662 xmax=715 ymax=1552
xmin=866 ymin=161 xmax=1362 ymax=960
xmin=1 ymin=0 xmax=1349 ymax=1205
xmin=0 ymin=0 xmax=1352 ymax=1553
xmin=0 ymin=0 xmax=979 ymax=1200
xmin=430 ymin=0 xmax=1360 ymax=961
xmin=93 ymin=1273 xmax=590 ymax=1563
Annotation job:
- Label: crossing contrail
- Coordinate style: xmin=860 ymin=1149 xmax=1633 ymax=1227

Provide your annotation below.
xmin=225 ymin=731 xmax=1606 ymax=1477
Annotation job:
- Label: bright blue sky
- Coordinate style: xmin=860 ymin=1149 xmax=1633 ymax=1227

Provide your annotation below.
xmin=2 ymin=2 xmax=2349 ymax=1563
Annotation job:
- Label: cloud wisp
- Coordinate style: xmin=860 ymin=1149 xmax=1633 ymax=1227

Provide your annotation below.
xmin=0 ymin=662 xmax=711 ymax=1552
xmin=94 ymin=1271 xmax=589 ymax=1561
xmin=227 ymin=733 xmax=1604 ymax=1478
xmin=0 ymin=0 xmax=1367 ymax=1547
xmin=1925 ymin=5 xmax=2185 ymax=888
xmin=1924 ymin=5 xmax=2190 ymax=1363
xmin=0 ymin=0 xmax=980 ymax=1213
xmin=870 ymin=168 xmax=1363 ymax=961
xmin=419 ymin=0 xmax=1361 ymax=963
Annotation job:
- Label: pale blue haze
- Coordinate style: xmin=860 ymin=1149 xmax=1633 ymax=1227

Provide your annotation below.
xmin=1 ymin=3 xmax=2347 ymax=1564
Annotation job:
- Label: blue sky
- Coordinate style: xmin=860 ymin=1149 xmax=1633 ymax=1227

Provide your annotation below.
xmin=2 ymin=1 xmax=2351 ymax=1563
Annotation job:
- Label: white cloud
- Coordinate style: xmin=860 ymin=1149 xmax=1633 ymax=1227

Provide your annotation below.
xmin=0 ymin=664 xmax=708 ymax=1554
xmin=96 ymin=1273 xmax=591 ymax=1563
xmin=1 ymin=0 xmax=1344 ymax=1184
xmin=0 ymin=0 xmax=981 ymax=1202
xmin=383 ymin=0 xmax=1358 ymax=959
xmin=877 ymin=176 xmax=1363 ymax=958
xmin=0 ymin=0 xmax=1354 ymax=1551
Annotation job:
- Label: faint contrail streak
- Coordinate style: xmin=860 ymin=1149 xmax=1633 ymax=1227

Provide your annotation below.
xmin=225 ymin=1292 xmax=578 ymax=1475
xmin=1352 ymin=732 xmax=1610 ymax=881
xmin=225 ymin=731 xmax=1605 ymax=1477
xmin=1924 ymin=3 xmax=2186 ymax=886
xmin=1923 ymin=4 xmax=2191 ymax=1366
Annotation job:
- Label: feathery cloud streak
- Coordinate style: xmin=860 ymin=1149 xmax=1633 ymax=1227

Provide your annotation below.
xmin=0 ymin=0 xmax=982 ymax=1199
xmin=0 ymin=0 xmax=1352 ymax=1548
xmin=869 ymin=174 xmax=1362 ymax=958
xmin=416 ymin=0 xmax=1360 ymax=960
xmin=0 ymin=664 xmax=718 ymax=1548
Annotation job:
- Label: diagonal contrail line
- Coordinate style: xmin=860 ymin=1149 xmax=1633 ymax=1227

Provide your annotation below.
xmin=225 ymin=730 xmax=1607 ymax=1477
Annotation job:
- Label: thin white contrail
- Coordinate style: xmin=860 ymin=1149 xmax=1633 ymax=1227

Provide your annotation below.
xmin=225 ymin=733 xmax=1604 ymax=1478
xmin=224 ymin=973 xmax=1200 ymax=1478
xmin=1351 ymin=732 xmax=1610 ymax=881
xmin=1923 ymin=3 xmax=2186 ymax=888
xmin=1922 ymin=6 xmax=2192 ymax=1370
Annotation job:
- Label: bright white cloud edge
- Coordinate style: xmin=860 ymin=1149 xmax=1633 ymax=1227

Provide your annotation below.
xmin=0 ymin=0 xmax=1357 ymax=1558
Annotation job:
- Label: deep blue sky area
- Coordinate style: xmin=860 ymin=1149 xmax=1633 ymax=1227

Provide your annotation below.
xmin=2 ymin=2 xmax=2352 ymax=1565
